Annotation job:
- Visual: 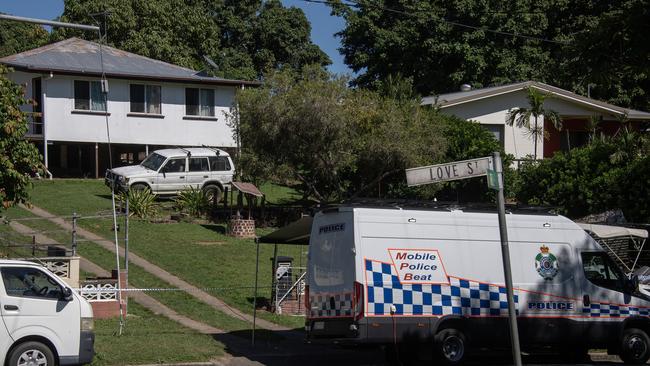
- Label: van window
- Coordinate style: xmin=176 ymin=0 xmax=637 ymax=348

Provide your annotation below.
xmin=1 ymin=267 xmax=63 ymax=299
xmin=209 ymin=156 xmax=231 ymax=171
xmin=189 ymin=157 xmax=209 ymax=172
xmin=582 ymin=252 xmax=625 ymax=291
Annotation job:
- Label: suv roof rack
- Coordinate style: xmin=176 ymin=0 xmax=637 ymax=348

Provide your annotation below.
xmin=201 ymin=144 xmax=221 ymax=156
xmin=175 ymin=146 xmax=192 ymax=157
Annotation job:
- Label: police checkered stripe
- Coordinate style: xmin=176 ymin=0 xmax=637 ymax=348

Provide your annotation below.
xmin=309 ymin=292 xmax=353 ymax=318
xmin=582 ymin=303 xmax=650 ymax=318
xmin=365 ymin=259 xmax=518 ymax=317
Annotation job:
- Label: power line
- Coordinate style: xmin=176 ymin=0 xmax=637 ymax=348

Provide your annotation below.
xmin=300 ymin=0 xmax=570 ymax=45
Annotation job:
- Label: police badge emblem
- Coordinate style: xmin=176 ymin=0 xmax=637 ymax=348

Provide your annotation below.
xmin=535 ymin=245 xmax=559 ymax=280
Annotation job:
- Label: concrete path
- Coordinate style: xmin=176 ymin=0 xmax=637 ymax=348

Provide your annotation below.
xmin=19 ymin=204 xmax=288 ymax=332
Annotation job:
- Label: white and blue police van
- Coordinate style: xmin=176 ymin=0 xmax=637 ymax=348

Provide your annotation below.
xmin=305 ymin=206 xmax=650 ymax=364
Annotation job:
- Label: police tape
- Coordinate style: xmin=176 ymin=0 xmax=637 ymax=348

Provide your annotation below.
xmin=73 ymin=285 xmax=275 ymax=293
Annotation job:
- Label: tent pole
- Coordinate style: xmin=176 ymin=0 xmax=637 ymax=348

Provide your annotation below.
xmin=632 ymin=238 xmax=648 ymax=273
xmin=252 ymin=237 xmax=260 ymax=346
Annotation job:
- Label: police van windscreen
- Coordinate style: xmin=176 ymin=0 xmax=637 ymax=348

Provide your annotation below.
xmin=308 ymin=215 xmax=355 ymax=293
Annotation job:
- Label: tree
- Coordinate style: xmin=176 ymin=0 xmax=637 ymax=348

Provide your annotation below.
xmin=331 ymin=0 xmax=568 ymax=95
xmin=556 ymin=0 xmax=650 ymax=111
xmin=234 ymin=66 xmax=447 ymax=203
xmin=54 ymin=0 xmax=330 ymax=80
xmin=332 ymin=0 xmax=650 ymax=113
xmin=0 ymin=16 xmax=50 ymax=58
xmin=0 ymin=65 xmax=43 ymax=209
xmin=505 ymin=87 xmax=561 ymax=160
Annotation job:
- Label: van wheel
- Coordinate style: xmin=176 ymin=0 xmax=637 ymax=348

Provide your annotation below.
xmin=434 ymin=329 xmax=467 ymax=365
xmin=620 ymin=328 xmax=650 ymax=364
xmin=203 ymin=184 xmax=222 ymax=204
xmin=8 ymin=341 xmax=55 ymax=366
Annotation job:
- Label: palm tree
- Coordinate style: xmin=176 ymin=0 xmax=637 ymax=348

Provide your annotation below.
xmin=505 ymin=87 xmax=562 ymax=160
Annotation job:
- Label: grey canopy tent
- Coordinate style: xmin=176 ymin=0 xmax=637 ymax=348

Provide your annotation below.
xmin=579 ymin=223 xmax=649 ymax=273
xmin=250 ymin=215 xmax=312 ymax=345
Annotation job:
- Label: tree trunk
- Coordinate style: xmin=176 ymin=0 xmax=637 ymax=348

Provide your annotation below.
xmin=533 ymin=116 xmax=538 ymax=160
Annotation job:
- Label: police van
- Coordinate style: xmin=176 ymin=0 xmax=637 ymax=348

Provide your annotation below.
xmin=305 ymin=206 xmax=650 ymax=364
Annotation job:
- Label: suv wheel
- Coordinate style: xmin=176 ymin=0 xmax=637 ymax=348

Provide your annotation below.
xmin=203 ymin=184 xmax=223 ymax=204
xmin=130 ymin=183 xmax=149 ymax=192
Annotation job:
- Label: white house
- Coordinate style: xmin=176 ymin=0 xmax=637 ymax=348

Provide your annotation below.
xmin=422 ymin=81 xmax=650 ymax=162
xmin=0 ymin=38 xmax=259 ymax=178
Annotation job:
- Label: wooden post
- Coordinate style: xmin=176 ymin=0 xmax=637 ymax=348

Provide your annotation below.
xmin=95 ymin=142 xmax=99 ymax=179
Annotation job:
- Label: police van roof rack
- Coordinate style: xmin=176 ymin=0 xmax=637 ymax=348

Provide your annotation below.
xmin=201 ymin=144 xmax=221 ymax=156
xmin=336 ymin=198 xmax=558 ymax=215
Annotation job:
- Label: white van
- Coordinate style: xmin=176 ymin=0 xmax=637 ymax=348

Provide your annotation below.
xmin=306 ymin=206 xmax=650 ymax=364
xmin=0 ymin=260 xmax=95 ymax=366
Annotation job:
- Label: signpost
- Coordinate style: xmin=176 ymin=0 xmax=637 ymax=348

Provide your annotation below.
xmin=406 ymin=153 xmax=522 ymax=366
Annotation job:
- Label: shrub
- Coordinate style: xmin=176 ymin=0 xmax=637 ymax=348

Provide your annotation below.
xmin=174 ymin=187 xmax=210 ymax=218
xmin=119 ymin=189 xmax=159 ymax=219
xmin=514 ymin=135 xmax=649 ymax=222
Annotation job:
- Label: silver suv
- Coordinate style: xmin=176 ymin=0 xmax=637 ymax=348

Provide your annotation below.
xmin=105 ymin=148 xmax=234 ymax=201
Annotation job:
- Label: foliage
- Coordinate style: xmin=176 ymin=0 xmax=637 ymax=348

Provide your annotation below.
xmin=0 ymin=65 xmax=43 ymax=209
xmin=558 ymin=0 xmax=650 ymax=111
xmin=174 ymin=187 xmax=210 ymax=218
xmin=55 ymin=0 xmax=329 ymax=80
xmin=332 ymin=0 xmax=649 ymax=111
xmin=515 ymin=135 xmax=650 ymax=222
xmin=505 ymin=87 xmax=561 ymax=160
xmin=436 ymin=116 xmax=513 ymax=202
xmin=119 ymin=188 xmax=158 ymax=219
xmin=234 ymin=66 xmax=448 ymax=203
xmin=0 ymin=17 xmax=50 ymax=58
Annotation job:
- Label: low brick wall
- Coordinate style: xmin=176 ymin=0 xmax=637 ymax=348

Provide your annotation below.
xmin=228 ymin=219 xmax=256 ymax=238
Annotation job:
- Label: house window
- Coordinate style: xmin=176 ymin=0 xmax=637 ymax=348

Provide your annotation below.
xmin=130 ymin=84 xmax=161 ymax=114
xmin=482 ymin=124 xmax=504 ymax=147
xmin=185 ymin=88 xmax=215 ymax=117
xmin=560 ymin=131 xmax=589 ymax=152
xmin=74 ymin=80 xmax=106 ymax=111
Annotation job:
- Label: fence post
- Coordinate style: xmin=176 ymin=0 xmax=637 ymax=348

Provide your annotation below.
xmin=71 ymin=212 xmax=77 ymax=256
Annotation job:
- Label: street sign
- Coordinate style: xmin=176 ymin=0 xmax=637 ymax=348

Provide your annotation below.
xmin=405 ymin=157 xmax=492 ymax=187
xmin=487 ymin=168 xmax=500 ymax=190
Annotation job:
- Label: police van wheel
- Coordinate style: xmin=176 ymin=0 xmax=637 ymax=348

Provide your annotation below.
xmin=435 ymin=329 xmax=467 ymax=365
xmin=8 ymin=341 xmax=55 ymax=366
xmin=620 ymin=328 xmax=650 ymax=364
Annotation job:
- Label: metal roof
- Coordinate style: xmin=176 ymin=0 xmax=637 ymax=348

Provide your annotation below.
xmin=0 ymin=38 xmax=260 ymax=87
xmin=421 ymin=81 xmax=650 ymax=120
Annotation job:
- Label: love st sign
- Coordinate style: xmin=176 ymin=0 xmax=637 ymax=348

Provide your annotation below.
xmin=405 ymin=157 xmax=493 ymax=187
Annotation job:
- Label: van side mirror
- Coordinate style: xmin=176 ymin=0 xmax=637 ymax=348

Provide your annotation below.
xmin=626 ymin=274 xmax=639 ymax=293
xmin=61 ymin=287 xmax=73 ymax=301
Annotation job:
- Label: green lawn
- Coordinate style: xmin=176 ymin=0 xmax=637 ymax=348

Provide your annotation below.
xmin=5 ymin=179 xmax=307 ymax=330
xmin=91 ymin=302 xmax=224 ymax=366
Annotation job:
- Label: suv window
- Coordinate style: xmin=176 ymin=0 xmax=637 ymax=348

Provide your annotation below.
xmin=582 ymin=252 xmax=625 ymax=291
xmin=189 ymin=157 xmax=209 ymax=172
xmin=162 ymin=158 xmax=186 ymax=173
xmin=209 ymin=156 xmax=231 ymax=171
xmin=1 ymin=267 xmax=63 ymax=299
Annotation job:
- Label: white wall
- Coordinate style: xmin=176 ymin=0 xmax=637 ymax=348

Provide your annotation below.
xmin=11 ymin=71 xmax=238 ymax=147
xmin=443 ymin=91 xmax=541 ymax=160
